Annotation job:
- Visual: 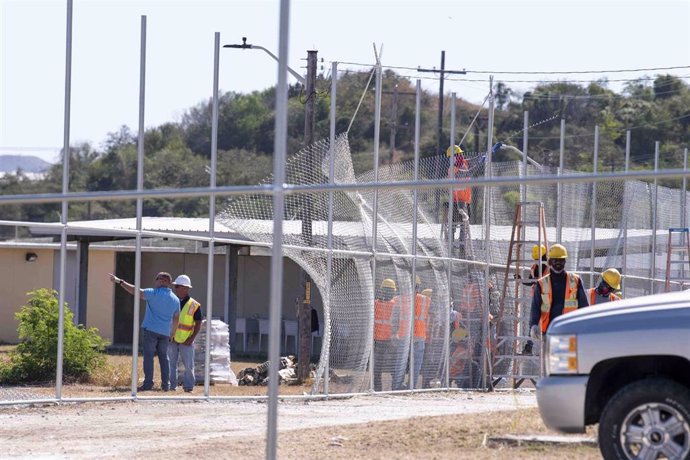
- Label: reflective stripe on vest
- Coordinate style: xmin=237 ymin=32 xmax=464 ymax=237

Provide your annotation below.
xmin=174 ymin=298 xmax=200 ymax=343
xmin=374 ymin=298 xmax=397 ymax=341
xmin=538 ymin=273 xmax=580 ymax=333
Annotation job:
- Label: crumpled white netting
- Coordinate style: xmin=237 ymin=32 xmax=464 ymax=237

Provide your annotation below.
xmin=218 ymin=133 xmax=689 ymax=392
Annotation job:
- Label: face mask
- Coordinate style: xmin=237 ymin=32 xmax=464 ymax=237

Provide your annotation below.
xmin=597 ymin=282 xmax=611 ymax=296
xmin=549 ymin=260 xmax=565 ymax=274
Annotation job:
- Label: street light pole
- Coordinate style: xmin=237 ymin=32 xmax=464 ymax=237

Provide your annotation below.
xmin=224 ymin=37 xmax=305 ymax=84
xmin=225 ymin=38 xmax=317 ymax=382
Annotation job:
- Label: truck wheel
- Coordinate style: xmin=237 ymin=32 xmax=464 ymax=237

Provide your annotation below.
xmin=599 ymin=378 xmax=690 ymax=459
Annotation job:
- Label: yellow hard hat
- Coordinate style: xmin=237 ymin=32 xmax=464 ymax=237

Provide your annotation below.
xmin=531 ymin=244 xmax=547 ymax=260
xmin=381 ymin=278 xmax=397 ymax=291
xmin=446 ymin=144 xmax=463 ymax=158
xmin=548 ymin=244 xmax=568 ymax=259
xmin=421 ymin=288 xmax=432 ymax=297
xmin=602 ymin=268 xmax=621 ymax=290
xmin=415 ymin=275 xmax=421 ymax=287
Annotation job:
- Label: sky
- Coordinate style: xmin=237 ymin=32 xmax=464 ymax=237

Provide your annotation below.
xmin=1 ymin=0 xmax=689 ymax=163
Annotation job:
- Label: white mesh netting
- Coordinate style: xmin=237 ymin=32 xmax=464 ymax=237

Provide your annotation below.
xmin=218 ymin=132 xmax=690 ymax=393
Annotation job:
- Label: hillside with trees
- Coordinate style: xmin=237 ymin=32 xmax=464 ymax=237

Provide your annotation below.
xmin=0 ymin=71 xmax=688 ymax=238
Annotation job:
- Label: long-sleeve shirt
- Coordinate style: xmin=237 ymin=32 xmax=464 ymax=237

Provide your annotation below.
xmin=522 ymin=262 xmax=549 ymax=287
xmin=529 ymin=271 xmax=589 ymax=329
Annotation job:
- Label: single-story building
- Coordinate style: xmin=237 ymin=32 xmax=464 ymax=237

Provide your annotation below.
xmin=1 ymin=217 xmax=325 ymax=355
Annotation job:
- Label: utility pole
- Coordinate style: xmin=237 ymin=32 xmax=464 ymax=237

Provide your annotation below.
xmin=390 ymin=84 xmax=398 ymax=161
xmin=417 ymin=51 xmax=466 ymax=214
xmin=298 ymin=49 xmax=317 ymax=381
xmin=382 ymin=85 xmax=416 ymax=162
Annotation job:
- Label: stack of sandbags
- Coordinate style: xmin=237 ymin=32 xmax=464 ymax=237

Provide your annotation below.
xmin=194 ymin=319 xmax=238 ymax=385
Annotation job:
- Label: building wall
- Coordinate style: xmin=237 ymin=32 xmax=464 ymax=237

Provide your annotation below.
xmin=87 ymin=251 xmax=116 ymax=343
xmin=237 ymin=254 xmax=323 ymax=321
xmin=0 ymin=248 xmax=55 ymax=343
xmin=0 ymin=246 xmax=324 ymax=345
xmin=140 ymin=252 xmax=226 ymax=318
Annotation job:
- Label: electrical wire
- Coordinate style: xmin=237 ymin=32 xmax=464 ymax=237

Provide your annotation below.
xmin=336 ymin=62 xmax=690 ymax=84
xmin=335 ymin=60 xmax=690 ymax=75
xmin=507 ymin=112 xmax=690 ymax=141
xmin=334 ymin=68 xmax=690 ymax=101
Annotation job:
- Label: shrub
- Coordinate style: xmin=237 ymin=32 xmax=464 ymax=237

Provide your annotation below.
xmin=0 ymin=289 xmax=109 ymax=383
xmin=502 ymin=190 xmax=521 ymax=208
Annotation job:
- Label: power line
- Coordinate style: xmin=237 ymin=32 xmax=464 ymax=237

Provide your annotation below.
xmin=515 ymin=113 xmax=690 ymax=140
xmin=465 ymin=65 xmax=690 ymax=75
xmin=335 ymin=61 xmax=690 ymax=76
xmin=337 ymin=67 xmax=690 ymax=85
xmin=335 ymin=68 xmax=689 ymax=101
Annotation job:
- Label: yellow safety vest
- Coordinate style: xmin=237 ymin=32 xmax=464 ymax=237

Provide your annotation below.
xmin=539 ymin=273 xmax=580 ymax=333
xmin=174 ymin=298 xmax=201 ymax=343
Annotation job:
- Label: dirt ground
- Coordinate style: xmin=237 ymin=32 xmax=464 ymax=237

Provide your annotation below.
xmin=0 ymin=391 xmax=600 ymax=459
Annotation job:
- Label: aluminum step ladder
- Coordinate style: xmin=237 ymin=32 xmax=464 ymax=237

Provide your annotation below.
xmin=492 ymin=201 xmax=548 ymax=389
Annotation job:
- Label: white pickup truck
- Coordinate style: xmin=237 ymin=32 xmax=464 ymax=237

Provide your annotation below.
xmin=536 ymin=289 xmax=690 ymax=459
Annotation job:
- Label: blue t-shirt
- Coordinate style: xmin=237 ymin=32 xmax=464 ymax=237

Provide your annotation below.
xmin=141 ymin=287 xmax=180 ymax=336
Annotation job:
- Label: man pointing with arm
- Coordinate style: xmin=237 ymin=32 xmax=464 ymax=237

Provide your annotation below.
xmin=109 ymin=271 xmax=180 ymax=391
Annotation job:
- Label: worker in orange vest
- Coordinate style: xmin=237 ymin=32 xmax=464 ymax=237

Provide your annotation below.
xmin=443 ymin=145 xmax=472 ymax=247
xmin=529 ymin=244 xmax=589 ymax=339
xmin=587 ymin=268 xmax=623 ymax=305
xmin=373 ymin=278 xmax=401 ymax=391
xmin=392 ymin=276 xmax=432 ymax=390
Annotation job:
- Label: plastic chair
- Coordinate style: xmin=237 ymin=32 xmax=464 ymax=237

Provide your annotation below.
xmin=283 ymin=319 xmax=297 ymax=354
xmin=311 ymin=322 xmax=323 ymax=355
xmin=236 ymin=317 xmax=259 ymax=352
xmin=258 ymin=318 xmax=270 ymax=353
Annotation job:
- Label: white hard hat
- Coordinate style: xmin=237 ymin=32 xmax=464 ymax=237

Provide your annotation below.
xmin=173 ymin=274 xmax=192 ymax=288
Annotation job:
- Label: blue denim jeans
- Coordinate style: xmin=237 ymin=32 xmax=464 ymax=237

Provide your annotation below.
xmin=168 ymin=341 xmax=195 ymax=391
xmin=391 ymin=339 xmax=408 ymax=391
xmin=410 ymin=340 xmax=425 ymax=388
xmin=142 ymin=328 xmax=170 ymax=390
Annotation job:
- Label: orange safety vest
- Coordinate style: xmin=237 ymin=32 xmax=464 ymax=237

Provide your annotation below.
xmin=174 ymin=297 xmax=201 ymax=343
xmin=448 ymin=162 xmax=472 ymax=204
xmin=398 ymin=293 xmax=431 ymax=340
xmin=374 ymin=298 xmax=397 ymax=341
xmin=587 ymin=288 xmax=622 ymax=305
xmin=538 ymin=273 xmax=580 ymax=333
xmin=530 ymin=263 xmax=548 ymax=280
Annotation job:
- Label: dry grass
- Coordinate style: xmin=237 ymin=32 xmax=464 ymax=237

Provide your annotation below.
xmin=220 ymin=407 xmax=600 ymax=459
xmin=0 ymin=346 xmax=310 ymax=397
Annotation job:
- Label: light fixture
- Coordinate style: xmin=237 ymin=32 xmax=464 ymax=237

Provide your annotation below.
xmin=25 ymin=252 xmax=38 ymax=262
